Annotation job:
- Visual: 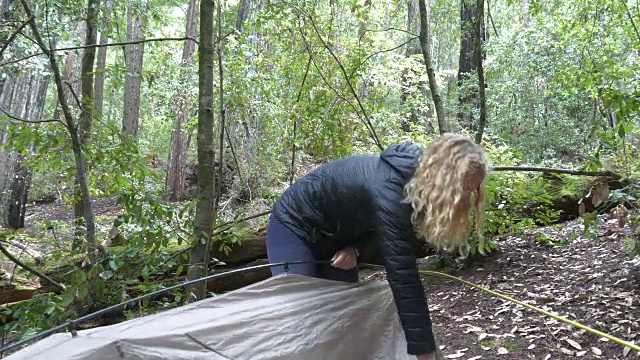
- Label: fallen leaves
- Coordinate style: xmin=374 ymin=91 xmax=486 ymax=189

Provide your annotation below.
xmin=413 ymin=210 xmax=640 ymax=359
xmin=565 ymin=337 xmax=582 ymax=350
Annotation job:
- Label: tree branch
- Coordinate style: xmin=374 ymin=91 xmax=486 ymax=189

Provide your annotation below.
xmin=295 ymin=6 xmax=384 ymax=151
xmin=1 ymin=37 xmax=198 ymax=67
xmin=0 ymin=107 xmax=65 ymax=126
xmin=224 ymin=122 xmax=245 ymax=187
xmin=491 ymin=166 xmax=622 ymax=179
xmin=359 ymin=27 xmax=419 ymax=41
xmin=298 ymin=29 xmax=368 ymax=138
xmin=64 ymin=80 xmax=82 ymax=109
xmin=621 ymin=0 xmax=640 ymax=45
xmin=0 ymin=240 xmax=65 ymax=292
xmin=418 ymin=0 xmax=448 ymax=134
xmin=0 ymin=15 xmax=34 ymax=60
xmin=351 ymin=36 xmax=418 ymax=77
xmin=487 ymin=0 xmax=499 ymax=37
xmin=160 ymin=210 xmax=272 ymax=267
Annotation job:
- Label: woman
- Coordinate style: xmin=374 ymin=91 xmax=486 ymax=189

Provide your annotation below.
xmin=266 ymin=134 xmax=489 ymax=360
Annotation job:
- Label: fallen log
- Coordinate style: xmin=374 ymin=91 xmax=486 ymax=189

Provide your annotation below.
xmin=211 ymin=229 xmax=267 ymax=266
xmin=210 ymin=228 xmax=431 ymax=269
xmin=491 ymin=166 xmax=622 ymax=180
xmin=206 ymin=259 xmax=271 ymax=294
xmin=0 ymin=287 xmax=33 ymax=305
xmin=199 ymin=228 xmax=434 ymax=293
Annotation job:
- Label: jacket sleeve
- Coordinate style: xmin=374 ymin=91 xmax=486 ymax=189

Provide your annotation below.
xmin=374 ymin=183 xmax=436 ymax=356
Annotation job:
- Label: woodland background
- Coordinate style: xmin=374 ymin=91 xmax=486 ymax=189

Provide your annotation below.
xmin=0 ymin=0 xmax=639 ymax=357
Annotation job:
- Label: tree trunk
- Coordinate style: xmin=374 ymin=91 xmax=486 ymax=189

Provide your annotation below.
xmin=7 ymin=156 xmax=31 ymax=228
xmin=400 ymin=0 xmax=421 ymax=133
xmin=166 ymin=0 xmax=199 ymax=201
xmin=457 ymin=0 xmax=480 ymax=130
xmin=73 ymin=0 xmax=101 ymax=250
xmin=78 ymin=0 xmax=99 ymax=144
xmin=235 ymin=0 xmax=251 ymax=32
xmin=206 ymin=259 xmax=271 ymax=294
xmin=94 ymin=0 xmax=113 ymax=120
xmin=187 ymin=0 xmax=216 ymax=301
xmin=473 ymin=0 xmax=487 ymax=144
xmin=0 ymin=0 xmax=8 ymax=17
xmin=232 ymin=0 xmax=254 ymax=199
xmin=418 ymin=0 xmax=448 ymax=134
xmin=53 ymin=22 xmax=85 ymax=123
xmin=20 ymin=0 xmax=98 ymax=263
xmin=0 ymin=69 xmax=49 ymax=229
xmin=122 ymin=0 xmax=146 ymax=138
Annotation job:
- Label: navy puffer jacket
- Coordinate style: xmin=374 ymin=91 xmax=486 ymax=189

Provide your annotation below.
xmin=272 ymin=142 xmax=435 ymax=355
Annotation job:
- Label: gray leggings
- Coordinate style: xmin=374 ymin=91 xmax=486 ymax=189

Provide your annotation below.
xmin=265 ymin=215 xmax=359 ymax=283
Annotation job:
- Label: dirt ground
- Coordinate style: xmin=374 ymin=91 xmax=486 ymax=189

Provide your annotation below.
xmin=365 ymin=212 xmax=640 ymax=359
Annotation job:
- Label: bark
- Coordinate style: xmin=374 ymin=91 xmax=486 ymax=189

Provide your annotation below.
xmin=53 ymin=22 xmax=85 ymax=123
xmin=7 ymin=156 xmax=30 ymax=228
xmin=187 ymin=0 xmax=216 ymax=301
xmin=473 ymin=0 xmax=487 ymax=144
xmin=235 ymin=0 xmax=251 ymax=32
xmin=230 ymin=0 xmax=254 ymax=198
xmin=20 ymin=0 xmax=98 ymax=263
xmin=73 ymin=0 xmax=101 ymax=250
xmin=400 ymin=0 xmax=421 ymax=133
xmin=457 ymin=0 xmax=483 ymax=130
xmin=0 ymin=0 xmax=8 ymax=16
xmin=213 ymin=0 xmax=225 ymax=216
xmin=206 ymin=259 xmax=270 ymax=294
xmin=122 ymin=0 xmax=146 ymax=138
xmin=0 ymin=288 xmax=33 ymax=305
xmin=79 ymin=0 xmax=100 ymax=143
xmin=166 ymin=0 xmax=199 ymax=201
xmin=94 ymin=0 xmax=113 ymax=120
xmin=418 ymin=0 xmax=447 ymax=134
xmin=0 ymin=69 xmax=48 ymax=229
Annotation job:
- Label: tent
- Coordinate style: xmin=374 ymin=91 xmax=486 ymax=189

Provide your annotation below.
xmin=5 ymin=274 xmax=415 ymax=359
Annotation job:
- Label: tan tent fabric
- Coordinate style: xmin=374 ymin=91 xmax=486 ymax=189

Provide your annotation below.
xmin=6 ymin=274 xmax=417 ymax=360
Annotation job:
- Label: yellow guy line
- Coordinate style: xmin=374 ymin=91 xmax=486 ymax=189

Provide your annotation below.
xmin=418 ymin=270 xmax=640 ymax=352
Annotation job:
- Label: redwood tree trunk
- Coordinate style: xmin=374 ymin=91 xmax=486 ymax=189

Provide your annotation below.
xmin=94 ymin=0 xmax=113 ymax=120
xmin=122 ymin=0 xmax=146 ymax=138
xmin=474 ymin=0 xmax=487 ymax=144
xmin=400 ymin=0 xmax=420 ymax=133
xmin=20 ymin=0 xmax=98 ymax=262
xmin=53 ymin=22 xmax=85 ymax=123
xmin=0 ymin=69 xmax=49 ymax=229
xmin=166 ymin=0 xmax=199 ymax=201
xmin=457 ymin=0 xmax=480 ymax=130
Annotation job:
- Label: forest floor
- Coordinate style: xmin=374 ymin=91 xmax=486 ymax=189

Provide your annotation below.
xmin=13 ymin=199 xmax=640 ymax=359
xmin=364 ymin=211 xmax=640 ymax=360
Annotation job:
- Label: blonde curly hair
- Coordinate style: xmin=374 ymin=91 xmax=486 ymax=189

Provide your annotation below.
xmin=404 ymin=134 xmax=489 ymax=255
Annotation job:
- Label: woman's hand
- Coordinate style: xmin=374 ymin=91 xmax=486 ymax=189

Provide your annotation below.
xmin=330 ymin=247 xmax=358 ymax=269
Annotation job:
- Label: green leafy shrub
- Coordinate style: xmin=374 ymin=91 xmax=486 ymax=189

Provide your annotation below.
xmin=481 ymin=137 xmax=562 ymax=236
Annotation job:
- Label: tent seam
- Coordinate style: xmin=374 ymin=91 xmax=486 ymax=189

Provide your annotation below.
xmin=183 ymin=333 xmax=231 ymax=359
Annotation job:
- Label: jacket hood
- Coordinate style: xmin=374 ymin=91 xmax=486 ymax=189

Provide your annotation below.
xmin=379 ymin=142 xmax=423 ymax=179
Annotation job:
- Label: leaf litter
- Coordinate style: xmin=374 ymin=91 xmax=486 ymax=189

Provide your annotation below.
xmin=365 ymin=210 xmax=640 ymax=359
